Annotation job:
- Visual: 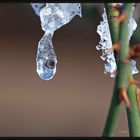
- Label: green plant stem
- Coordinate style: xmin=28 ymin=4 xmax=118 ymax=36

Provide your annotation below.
xmin=104 ymin=4 xmax=119 ymax=43
xmin=118 ymin=4 xmax=140 ymax=136
xmin=117 ymin=4 xmax=132 ymax=89
xmin=104 ymin=3 xmax=120 ymax=60
xmin=103 ymin=3 xmax=121 ymax=136
xmin=126 ymin=70 xmax=140 ymax=136
xmin=103 ymin=3 xmax=140 ymax=136
xmin=102 ymin=78 xmax=122 ymax=136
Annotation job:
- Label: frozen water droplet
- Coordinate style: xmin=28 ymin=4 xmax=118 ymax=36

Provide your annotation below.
xmin=96 ymin=7 xmax=139 ymax=78
xmin=36 ymin=33 xmax=57 ymax=80
xmin=35 ymin=3 xmax=82 ymax=80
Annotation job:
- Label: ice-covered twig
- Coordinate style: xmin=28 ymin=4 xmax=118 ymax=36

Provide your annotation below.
xmin=96 ymin=8 xmax=138 ymax=77
xmin=103 ymin=3 xmax=140 ymax=137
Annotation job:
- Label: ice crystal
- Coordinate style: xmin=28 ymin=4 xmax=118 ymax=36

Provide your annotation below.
xmin=96 ymin=7 xmax=139 ymax=77
xmin=31 ymin=3 xmax=82 ymax=80
xmin=31 ymin=3 xmax=46 ymax=16
xmin=131 ymin=59 xmax=139 ymax=74
xmin=40 ymin=3 xmax=82 ymax=33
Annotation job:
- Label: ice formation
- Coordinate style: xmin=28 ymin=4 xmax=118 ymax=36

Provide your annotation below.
xmin=31 ymin=3 xmax=82 ymax=80
xmin=96 ymin=7 xmax=139 ymax=77
xmin=36 ymin=33 xmax=57 ymax=80
xmin=31 ymin=3 xmax=46 ymax=16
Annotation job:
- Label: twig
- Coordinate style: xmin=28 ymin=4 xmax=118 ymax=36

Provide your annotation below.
xmin=103 ymin=3 xmax=121 ymax=136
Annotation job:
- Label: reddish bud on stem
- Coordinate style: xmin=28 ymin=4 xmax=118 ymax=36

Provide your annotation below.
xmin=129 ymin=80 xmax=140 ymax=85
xmin=112 ymin=43 xmax=120 ymax=52
xmin=118 ymin=87 xmax=131 ymax=108
xmin=129 ymin=44 xmax=140 ymax=59
xmin=136 ymin=88 xmax=140 ymax=112
xmin=117 ymin=13 xmax=126 ymax=24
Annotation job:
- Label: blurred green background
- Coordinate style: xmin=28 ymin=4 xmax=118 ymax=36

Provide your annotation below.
xmin=0 ymin=3 xmax=139 ymax=137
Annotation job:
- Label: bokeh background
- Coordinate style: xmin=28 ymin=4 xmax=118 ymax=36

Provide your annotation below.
xmin=0 ymin=3 xmax=140 ymax=137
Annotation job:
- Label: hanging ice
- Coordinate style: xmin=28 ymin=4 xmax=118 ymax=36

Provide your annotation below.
xmin=36 ymin=33 xmax=57 ymax=80
xmin=40 ymin=3 xmax=82 ymax=33
xmin=31 ymin=3 xmax=82 ymax=80
xmin=96 ymin=7 xmax=139 ymax=78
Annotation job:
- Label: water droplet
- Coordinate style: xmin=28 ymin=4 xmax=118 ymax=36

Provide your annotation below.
xmin=33 ymin=3 xmax=82 ymax=80
xmin=36 ymin=33 xmax=57 ymax=80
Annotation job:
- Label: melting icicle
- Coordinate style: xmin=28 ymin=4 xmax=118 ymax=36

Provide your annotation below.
xmin=36 ymin=33 xmax=57 ymax=80
xmin=31 ymin=3 xmax=82 ymax=80
xmin=96 ymin=7 xmax=139 ymax=78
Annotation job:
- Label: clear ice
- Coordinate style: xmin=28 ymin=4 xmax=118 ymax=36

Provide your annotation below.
xmin=31 ymin=3 xmax=46 ymax=16
xmin=31 ymin=3 xmax=82 ymax=80
xmin=96 ymin=7 xmax=139 ymax=78
xmin=40 ymin=3 xmax=82 ymax=33
xmin=36 ymin=33 xmax=57 ymax=80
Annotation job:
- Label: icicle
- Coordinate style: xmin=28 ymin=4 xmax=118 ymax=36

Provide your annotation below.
xmin=31 ymin=3 xmax=82 ymax=80
xmin=96 ymin=6 xmax=139 ymax=78
xmin=36 ymin=32 xmax=57 ymax=80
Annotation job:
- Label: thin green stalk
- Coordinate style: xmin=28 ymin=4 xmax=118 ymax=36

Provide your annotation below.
xmin=104 ymin=3 xmax=120 ymax=60
xmin=103 ymin=3 xmax=121 ymax=136
xmin=103 ymin=3 xmax=140 ymax=136
xmin=102 ymin=77 xmax=122 ymax=136
xmin=104 ymin=4 xmax=119 ymax=43
xmin=126 ymin=70 xmax=140 ymax=136
xmin=118 ymin=4 xmax=140 ymax=136
xmin=117 ymin=4 xmax=132 ymax=89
